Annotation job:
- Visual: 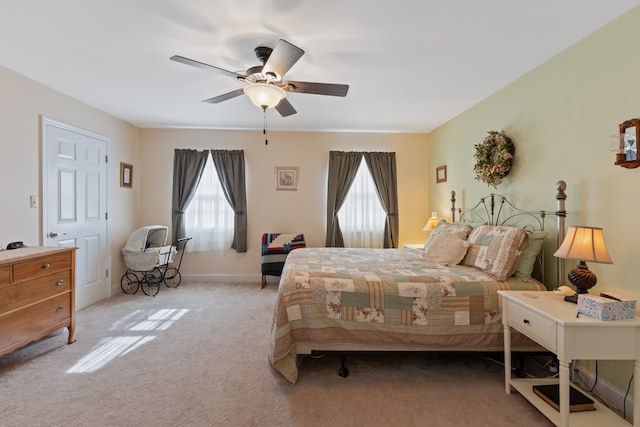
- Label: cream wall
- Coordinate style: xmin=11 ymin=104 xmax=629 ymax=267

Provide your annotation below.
xmin=138 ymin=129 xmax=429 ymax=279
xmin=427 ymin=7 xmax=640 ymax=396
xmin=0 ymin=65 xmax=140 ymax=295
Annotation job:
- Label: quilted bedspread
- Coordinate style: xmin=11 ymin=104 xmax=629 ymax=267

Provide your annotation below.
xmin=268 ymin=247 xmax=546 ymax=384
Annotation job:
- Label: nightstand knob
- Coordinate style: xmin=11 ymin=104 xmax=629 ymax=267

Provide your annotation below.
xmin=523 ymin=319 xmax=530 ymax=325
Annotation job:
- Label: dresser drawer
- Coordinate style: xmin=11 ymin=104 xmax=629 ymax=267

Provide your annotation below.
xmin=507 ymin=301 xmax=557 ymax=352
xmin=0 ymin=265 xmax=9 ymax=285
xmin=0 ymin=270 xmax=72 ymax=313
xmin=13 ymin=252 xmax=71 ymax=282
xmin=0 ymin=293 xmax=71 ymax=353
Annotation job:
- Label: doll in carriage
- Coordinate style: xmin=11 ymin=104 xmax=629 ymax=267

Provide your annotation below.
xmin=120 ymin=225 xmax=191 ymax=296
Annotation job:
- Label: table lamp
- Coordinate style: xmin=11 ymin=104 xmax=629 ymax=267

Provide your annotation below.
xmin=423 ymin=212 xmax=440 ymax=231
xmin=553 ymin=226 xmax=613 ymax=303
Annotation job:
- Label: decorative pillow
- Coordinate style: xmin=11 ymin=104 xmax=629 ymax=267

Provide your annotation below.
xmin=462 ymin=225 xmax=527 ymax=280
xmin=423 ymin=220 xmax=473 ymax=250
xmin=453 ymin=221 xmax=486 ymax=229
xmin=268 ymin=233 xmax=299 ymax=249
xmin=513 ymin=231 xmax=548 ymax=282
xmin=421 ymin=232 xmax=470 ymax=266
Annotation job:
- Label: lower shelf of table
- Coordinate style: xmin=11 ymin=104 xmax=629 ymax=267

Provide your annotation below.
xmin=510 ymin=378 xmax=630 ymax=426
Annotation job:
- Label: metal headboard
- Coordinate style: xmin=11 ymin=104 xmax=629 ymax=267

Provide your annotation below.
xmin=449 ymin=180 xmax=567 ymax=286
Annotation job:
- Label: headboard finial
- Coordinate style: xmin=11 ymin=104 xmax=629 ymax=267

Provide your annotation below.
xmin=556 ymin=180 xmax=567 ymax=197
xmin=450 ymin=191 xmax=457 ymax=222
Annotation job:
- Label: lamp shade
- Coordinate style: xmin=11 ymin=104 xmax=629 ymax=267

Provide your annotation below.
xmin=553 ymin=226 xmax=613 ymax=264
xmin=243 ymin=83 xmax=286 ymax=109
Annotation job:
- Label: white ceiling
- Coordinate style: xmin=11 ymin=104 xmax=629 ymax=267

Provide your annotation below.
xmin=1 ymin=1 xmax=639 ymax=133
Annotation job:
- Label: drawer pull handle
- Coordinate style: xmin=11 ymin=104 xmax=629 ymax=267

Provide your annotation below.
xmin=523 ymin=319 xmax=530 ymax=325
xmin=57 ymin=279 xmax=64 ymax=286
xmin=56 ymin=306 xmax=64 ymax=312
xmin=43 ymin=263 xmax=51 ymax=269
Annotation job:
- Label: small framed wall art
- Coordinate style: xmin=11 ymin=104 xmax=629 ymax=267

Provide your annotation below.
xmin=275 ymin=166 xmax=299 ymax=191
xmin=436 ymin=165 xmax=447 ymax=184
xmin=120 ymin=162 xmax=133 ymax=188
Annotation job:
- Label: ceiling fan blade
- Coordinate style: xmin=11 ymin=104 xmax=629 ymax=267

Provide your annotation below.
xmin=262 ymin=39 xmax=304 ymax=79
xmin=170 ymin=55 xmax=241 ymax=79
xmin=283 ymin=81 xmax=349 ymax=97
xmin=275 ymin=98 xmax=297 ymax=117
xmin=203 ymin=89 xmax=245 ymax=104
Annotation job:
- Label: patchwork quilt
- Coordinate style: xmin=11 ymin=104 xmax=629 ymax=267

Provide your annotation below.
xmin=268 ymin=247 xmax=546 ymax=384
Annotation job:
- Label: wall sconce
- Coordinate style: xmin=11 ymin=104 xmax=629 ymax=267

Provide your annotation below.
xmin=423 ymin=212 xmax=440 ymax=231
xmin=612 ymin=119 xmax=640 ymax=169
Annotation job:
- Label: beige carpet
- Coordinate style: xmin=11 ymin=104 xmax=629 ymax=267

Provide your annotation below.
xmin=0 ymin=282 xmax=553 ymax=427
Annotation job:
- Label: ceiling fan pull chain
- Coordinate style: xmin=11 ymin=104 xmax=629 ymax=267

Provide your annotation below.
xmin=263 ymin=107 xmax=268 ymax=145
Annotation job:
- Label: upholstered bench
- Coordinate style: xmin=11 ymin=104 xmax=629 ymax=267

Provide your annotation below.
xmin=261 ymin=233 xmax=305 ymax=288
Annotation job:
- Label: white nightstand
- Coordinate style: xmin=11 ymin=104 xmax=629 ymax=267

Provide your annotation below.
xmin=402 ymin=243 xmax=424 ymax=250
xmin=498 ymin=290 xmax=640 ymax=427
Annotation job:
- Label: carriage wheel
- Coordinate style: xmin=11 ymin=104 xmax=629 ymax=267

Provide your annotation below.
xmin=120 ymin=272 xmax=140 ymax=294
xmin=141 ymin=273 xmax=160 ymax=296
xmin=151 ymin=266 xmax=164 ymax=283
xmin=163 ymin=267 xmax=181 ymax=288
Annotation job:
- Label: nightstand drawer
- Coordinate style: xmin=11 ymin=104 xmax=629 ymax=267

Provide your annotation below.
xmin=507 ymin=301 xmax=557 ymax=352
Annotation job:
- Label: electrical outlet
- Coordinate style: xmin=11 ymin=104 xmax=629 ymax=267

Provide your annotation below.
xmin=29 ymin=195 xmax=38 ymax=208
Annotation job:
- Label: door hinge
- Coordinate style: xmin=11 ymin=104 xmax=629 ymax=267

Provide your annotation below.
xmin=106 ymin=269 xmax=109 ymax=278
xmin=105 ymin=154 xmax=108 ymax=163
xmin=105 ymin=212 xmax=108 ymax=220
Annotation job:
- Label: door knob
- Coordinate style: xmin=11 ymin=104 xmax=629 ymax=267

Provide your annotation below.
xmin=48 ymin=231 xmax=59 ymax=238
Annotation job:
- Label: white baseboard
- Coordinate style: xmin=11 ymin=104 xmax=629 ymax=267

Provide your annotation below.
xmin=573 ymin=364 xmax=633 ymax=423
xmin=110 ymin=274 xmax=263 ymax=296
xmin=181 ymin=274 xmax=262 ymax=283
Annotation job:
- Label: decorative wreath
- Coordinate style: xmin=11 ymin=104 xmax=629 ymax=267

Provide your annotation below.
xmin=473 ymin=130 xmax=515 ymax=187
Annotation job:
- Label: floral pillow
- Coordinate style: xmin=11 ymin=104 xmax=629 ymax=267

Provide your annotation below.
xmin=421 ymin=232 xmax=470 ymax=266
xmin=423 ymin=220 xmax=473 ymax=251
xmin=461 ymin=225 xmax=527 ymax=280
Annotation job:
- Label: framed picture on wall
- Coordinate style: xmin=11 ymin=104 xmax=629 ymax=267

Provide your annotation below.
xmin=436 ymin=165 xmax=447 ymax=184
xmin=275 ymin=167 xmax=299 ymax=190
xmin=120 ymin=162 xmax=133 ymax=188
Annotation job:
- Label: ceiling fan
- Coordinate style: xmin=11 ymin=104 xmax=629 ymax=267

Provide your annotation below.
xmin=170 ymin=39 xmax=349 ymax=117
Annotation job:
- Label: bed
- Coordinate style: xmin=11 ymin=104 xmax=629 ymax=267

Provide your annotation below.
xmin=269 ymin=181 xmax=568 ymax=384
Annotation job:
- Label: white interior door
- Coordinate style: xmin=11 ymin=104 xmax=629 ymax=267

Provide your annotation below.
xmin=42 ymin=117 xmax=110 ymax=310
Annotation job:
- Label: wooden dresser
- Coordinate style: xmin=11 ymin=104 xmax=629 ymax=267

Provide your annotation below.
xmin=0 ymin=246 xmax=76 ymax=357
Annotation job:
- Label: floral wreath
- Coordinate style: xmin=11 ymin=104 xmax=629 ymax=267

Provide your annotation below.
xmin=473 ymin=130 xmax=515 ymax=187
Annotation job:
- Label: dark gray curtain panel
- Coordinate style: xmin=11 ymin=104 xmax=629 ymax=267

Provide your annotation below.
xmin=325 ymin=151 xmax=363 ymax=247
xmin=364 ymin=152 xmax=399 ymax=248
xmin=171 ymin=149 xmax=209 ymax=243
xmin=211 ymin=149 xmax=247 ymax=252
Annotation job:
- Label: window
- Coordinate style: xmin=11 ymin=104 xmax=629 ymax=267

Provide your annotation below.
xmin=337 ymin=159 xmax=387 ymax=248
xmin=184 ymin=154 xmax=235 ymax=252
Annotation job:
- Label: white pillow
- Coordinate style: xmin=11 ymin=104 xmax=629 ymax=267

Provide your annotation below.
xmin=421 ymin=232 xmax=470 ymax=266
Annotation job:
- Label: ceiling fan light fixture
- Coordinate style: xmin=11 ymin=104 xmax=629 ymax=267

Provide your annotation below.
xmin=243 ymin=83 xmax=286 ymax=109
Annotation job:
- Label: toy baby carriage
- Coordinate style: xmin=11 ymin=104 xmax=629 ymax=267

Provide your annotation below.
xmin=120 ymin=225 xmax=191 ymax=296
